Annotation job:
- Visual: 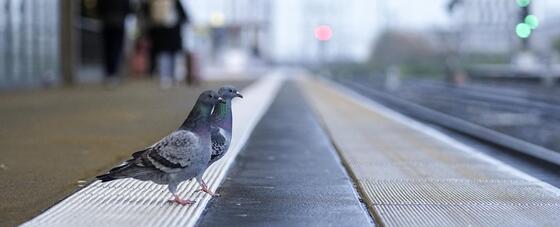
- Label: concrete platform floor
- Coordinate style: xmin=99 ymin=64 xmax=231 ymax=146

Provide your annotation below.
xmin=0 ymin=80 xmax=252 ymax=226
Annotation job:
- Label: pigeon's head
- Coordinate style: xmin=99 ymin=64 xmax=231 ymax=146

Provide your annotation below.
xmin=198 ymin=90 xmax=225 ymax=106
xmin=218 ymin=85 xmax=243 ymax=100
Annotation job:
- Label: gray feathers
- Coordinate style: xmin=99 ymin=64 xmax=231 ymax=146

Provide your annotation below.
xmin=143 ymin=130 xmax=200 ymax=172
xmin=98 ymin=130 xmax=204 ymax=183
xmin=207 ymin=86 xmax=242 ymax=167
xmin=209 ymin=126 xmax=230 ymax=165
xmin=96 ymin=90 xmax=223 ymax=200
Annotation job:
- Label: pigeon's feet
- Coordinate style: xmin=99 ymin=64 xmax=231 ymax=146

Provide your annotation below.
xmin=196 ymin=187 xmax=221 ymax=197
xmin=170 ymin=195 xmax=196 ymax=206
xmin=196 ymin=181 xmax=221 ymax=197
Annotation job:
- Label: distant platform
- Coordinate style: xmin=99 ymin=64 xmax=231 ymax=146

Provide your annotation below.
xmin=301 ymin=76 xmax=560 ymax=226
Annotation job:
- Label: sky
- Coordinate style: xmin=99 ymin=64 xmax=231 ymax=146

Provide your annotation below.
xmin=383 ymin=0 xmax=450 ymax=29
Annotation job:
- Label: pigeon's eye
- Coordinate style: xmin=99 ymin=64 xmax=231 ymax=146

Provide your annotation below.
xmin=208 ymin=94 xmax=213 ymax=98
xmin=229 ymin=89 xmax=233 ymax=92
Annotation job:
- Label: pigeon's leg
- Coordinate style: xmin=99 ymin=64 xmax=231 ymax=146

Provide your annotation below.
xmin=195 ymin=176 xmax=220 ymax=197
xmin=171 ymin=194 xmax=196 ymax=205
xmin=167 ymin=183 xmax=196 ymax=205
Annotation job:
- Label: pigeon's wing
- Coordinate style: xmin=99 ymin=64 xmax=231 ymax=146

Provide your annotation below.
xmin=136 ymin=130 xmax=201 ymax=173
xmin=210 ymin=126 xmax=227 ymax=164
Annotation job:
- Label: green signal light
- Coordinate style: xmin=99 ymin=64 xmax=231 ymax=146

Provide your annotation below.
xmin=516 ymin=23 xmax=532 ymax=38
xmin=524 ymin=15 xmax=539 ymax=29
xmin=516 ymin=0 xmax=531 ymax=7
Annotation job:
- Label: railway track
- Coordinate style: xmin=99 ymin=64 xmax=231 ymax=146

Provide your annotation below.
xmin=335 ymin=77 xmax=560 ymax=166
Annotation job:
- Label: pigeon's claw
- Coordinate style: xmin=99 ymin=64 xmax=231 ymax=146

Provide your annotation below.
xmin=195 ymin=180 xmax=220 ymax=196
xmin=196 ymin=187 xmax=221 ymax=197
xmin=170 ymin=195 xmax=196 ymax=206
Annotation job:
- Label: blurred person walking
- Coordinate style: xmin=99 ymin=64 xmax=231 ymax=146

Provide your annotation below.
xmin=143 ymin=0 xmax=189 ymax=89
xmin=97 ymin=0 xmax=132 ymax=87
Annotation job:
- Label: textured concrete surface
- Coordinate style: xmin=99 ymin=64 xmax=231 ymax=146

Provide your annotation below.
xmin=196 ymin=82 xmax=373 ymax=227
xmin=0 ymin=80 xmax=252 ymax=226
xmin=301 ymin=78 xmax=560 ymax=227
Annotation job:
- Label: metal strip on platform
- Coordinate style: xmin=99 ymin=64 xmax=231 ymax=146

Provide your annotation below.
xmin=21 ymin=73 xmax=285 ymax=227
xmin=299 ymin=77 xmax=560 ymax=227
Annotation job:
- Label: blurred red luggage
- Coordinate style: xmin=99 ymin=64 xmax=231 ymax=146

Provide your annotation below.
xmin=129 ymin=38 xmax=150 ymax=77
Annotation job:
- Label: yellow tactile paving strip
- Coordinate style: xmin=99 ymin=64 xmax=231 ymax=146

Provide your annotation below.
xmin=299 ymin=78 xmax=560 ymax=227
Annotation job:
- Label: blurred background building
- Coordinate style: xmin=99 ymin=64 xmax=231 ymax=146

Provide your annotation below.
xmin=447 ymin=0 xmax=560 ymax=55
xmin=0 ymin=0 xmax=382 ymax=89
xmin=0 ymin=0 xmax=60 ymax=89
xmin=447 ymin=0 xmax=519 ymax=55
xmin=269 ymin=0 xmax=378 ymax=63
xmin=186 ymin=0 xmax=272 ymax=71
xmin=3 ymin=0 xmax=560 ymax=89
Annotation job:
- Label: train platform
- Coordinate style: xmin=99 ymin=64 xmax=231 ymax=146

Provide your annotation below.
xmin=300 ymin=77 xmax=560 ymax=226
xmin=10 ymin=70 xmax=560 ymax=226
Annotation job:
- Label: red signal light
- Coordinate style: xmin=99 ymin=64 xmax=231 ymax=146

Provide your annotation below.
xmin=314 ymin=25 xmax=332 ymax=41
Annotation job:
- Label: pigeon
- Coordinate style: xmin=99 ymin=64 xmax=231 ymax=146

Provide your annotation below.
xmin=96 ymin=90 xmax=225 ymax=205
xmin=197 ymin=86 xmax=243 ymax=196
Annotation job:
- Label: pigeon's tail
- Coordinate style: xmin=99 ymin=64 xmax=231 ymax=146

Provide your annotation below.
xmin=96 ymin=161 xmax=134 ymax=182
xmin=96 ymin=158 xmax=155 ymax=183
xmin=96 ymin=149 xmax=152 ymax=183
xmin=96 ymin=173 xmax=118 ymax=182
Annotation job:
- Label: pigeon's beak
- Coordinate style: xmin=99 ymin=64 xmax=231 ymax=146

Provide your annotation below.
xmin=235 ymin=91 xmax=243 ymax=98
xmin=218 ymin=97 xmax=226 ymax=104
